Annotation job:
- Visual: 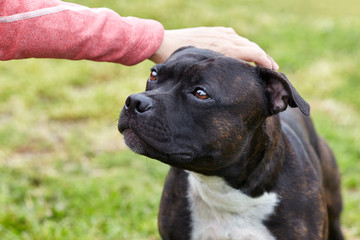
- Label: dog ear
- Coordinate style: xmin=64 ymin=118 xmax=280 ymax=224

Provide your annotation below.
xmin=257 ymin=66 xmax=310 ymax=116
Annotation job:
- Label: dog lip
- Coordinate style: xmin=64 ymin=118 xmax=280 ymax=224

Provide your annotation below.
xmin=117 ymin=120 xmax=128 ymax=134
xmin=165 ymin=153 xmax=193 ymax=162
xmin=121 ymin=127 xmax=195 ymax=163
xmin=118 ymin=125 xmax=126 ymax=134
xmin=122 ymin=128 xmax=133 ymax=135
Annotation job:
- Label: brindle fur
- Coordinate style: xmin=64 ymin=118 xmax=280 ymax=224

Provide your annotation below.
xmin=118 ymin=47 xmax=343 ymax=240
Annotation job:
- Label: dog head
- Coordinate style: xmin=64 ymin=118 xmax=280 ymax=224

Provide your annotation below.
xmin=118 ymin=47 xmax=309 ymax=173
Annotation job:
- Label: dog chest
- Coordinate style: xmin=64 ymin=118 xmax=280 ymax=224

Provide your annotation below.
xmin=187 ymin=172 xmax=279 ymax=240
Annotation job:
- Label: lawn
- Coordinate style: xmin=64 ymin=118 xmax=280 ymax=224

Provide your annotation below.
xmin=0 ymin=0 xmax=359 ymax=239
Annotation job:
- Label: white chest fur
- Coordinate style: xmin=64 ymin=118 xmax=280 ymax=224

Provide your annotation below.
xmin=187 ymin=172 xmax=279 ymax=240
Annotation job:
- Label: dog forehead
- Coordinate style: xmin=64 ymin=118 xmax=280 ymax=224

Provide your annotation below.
xmin=163 ymin=48 xmax=221 ymax=72
xmin=185 ymin=58 xmax=258 ymax=91
xmin=164 ymin=48 xmax=255 ymax=82
xmin=169 ymin=47 xmax=222 ymax=62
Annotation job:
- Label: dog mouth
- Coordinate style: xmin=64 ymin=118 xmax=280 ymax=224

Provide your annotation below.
xmin=120 ymin=127 xmax=194 ymax=163
xmin=121 ymin=128 xmax=147 ymax=155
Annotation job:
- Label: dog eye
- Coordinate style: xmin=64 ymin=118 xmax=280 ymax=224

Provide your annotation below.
xmin=149 ymin=70 xmax=157 ymax=81
xmin=194 ymin=88 xmax=210 ymax=100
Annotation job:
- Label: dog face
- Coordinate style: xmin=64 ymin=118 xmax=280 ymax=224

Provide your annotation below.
xmin=118 ymin=47 xmax=309 ymax=173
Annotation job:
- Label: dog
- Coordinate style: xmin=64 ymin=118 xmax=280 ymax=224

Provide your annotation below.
xmin=118 ymin=47 xmax=343 ymax=240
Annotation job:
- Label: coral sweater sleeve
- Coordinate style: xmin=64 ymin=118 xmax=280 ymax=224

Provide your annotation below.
xmin=0 ymin=0 xmax=164 ymax=65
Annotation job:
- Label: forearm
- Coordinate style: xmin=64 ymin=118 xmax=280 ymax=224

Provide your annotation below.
xmin=0 ymin=0 xmax=164 ymax=65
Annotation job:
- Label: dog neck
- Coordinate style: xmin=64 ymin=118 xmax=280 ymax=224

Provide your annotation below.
xmin=218 ymin=115 xmax=286 ymax=197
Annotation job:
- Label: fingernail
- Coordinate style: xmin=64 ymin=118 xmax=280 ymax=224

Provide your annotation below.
xmin=273 ymin=61 xmax=279 ymax=71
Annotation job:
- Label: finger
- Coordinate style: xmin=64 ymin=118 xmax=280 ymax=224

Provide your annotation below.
xmin=224 ymin=46 xmax=274 ymax=69
xmin=232 ymin=42 xmax=279 ymax=70
xmin=267 ymin=55 xmax=279 ymax=71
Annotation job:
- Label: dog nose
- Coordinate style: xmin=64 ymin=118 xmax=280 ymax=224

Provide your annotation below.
xmin=125 ymin=93 xmax=153 ymax=113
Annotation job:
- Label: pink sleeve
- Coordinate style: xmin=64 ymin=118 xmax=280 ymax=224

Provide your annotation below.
xmin=0 ymin=0 xmax=164 ymax=65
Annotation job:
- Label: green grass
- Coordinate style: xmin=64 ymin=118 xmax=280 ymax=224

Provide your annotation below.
xmin=1 ymin=0 xmax=359 ymax=239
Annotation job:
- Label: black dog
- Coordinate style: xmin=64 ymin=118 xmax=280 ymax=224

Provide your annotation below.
xmin=118 ymin=47 xmax=343 ymax=240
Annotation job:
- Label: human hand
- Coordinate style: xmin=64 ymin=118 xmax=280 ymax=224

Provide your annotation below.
xmin=149 ymin=27 xmax=279 ymax=70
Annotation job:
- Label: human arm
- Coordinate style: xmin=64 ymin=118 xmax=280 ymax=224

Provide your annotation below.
xmin=0 ymin=0 xmax=164 ymax=66
xmin=0 ymin=0 xmax=278 ymax=69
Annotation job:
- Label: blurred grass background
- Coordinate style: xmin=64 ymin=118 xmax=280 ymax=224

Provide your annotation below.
xmin=0 ymin=0 xmax=359 ymax=239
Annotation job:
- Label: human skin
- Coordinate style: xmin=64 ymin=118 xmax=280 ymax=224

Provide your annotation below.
xmin=150 ymin=27 xmax=279 ymax=70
